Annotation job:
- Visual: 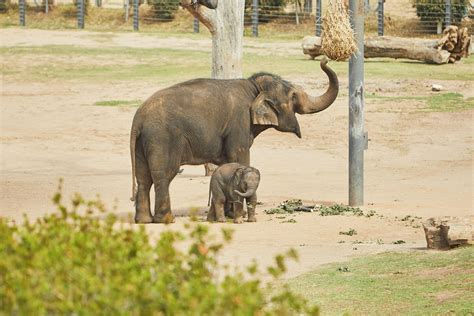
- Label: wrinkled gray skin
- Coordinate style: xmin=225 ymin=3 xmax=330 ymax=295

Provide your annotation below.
xmin=207 ymin=163 xmax=260 ymax=224
xmin=130 ymin=58 xmax=339 ymax=224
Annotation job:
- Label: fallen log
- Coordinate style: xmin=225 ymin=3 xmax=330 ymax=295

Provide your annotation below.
xmin=422 ymin=216 xmax=474 ymax=250
xmin=302 ymin=26 xmax=471 ymax=64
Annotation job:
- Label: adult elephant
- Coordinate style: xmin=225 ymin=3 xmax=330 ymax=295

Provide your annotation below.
xmin=130 ymin=58 xmax=339 ymax=223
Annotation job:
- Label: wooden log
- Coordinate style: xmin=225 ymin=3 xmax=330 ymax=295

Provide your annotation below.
xmin=422 ymin=216 xmax=474 ymax=250
xmin=303 ymin=35 xmax=451 ymax=64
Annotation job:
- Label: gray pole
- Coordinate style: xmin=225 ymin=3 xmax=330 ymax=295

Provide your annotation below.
xmin=133 ymin=0 xmax=139 ymax=31
xmin=45 ymin=0 xmax=49 ymax=14
xmin=19 ymin=0 xmax=25 ymax=26
xmin=349 ymin=0 xmax=365 ymax=206
xmin=315 ymin=0 xmax=321 ymax=36
xmin=193 ymin=17 xmax=199 ymax=33
xmin=377 ymin=0 xmax=383 ymax=36
xmin=445 ymin=0 xmax=451 ymax=28
xmin=77 ymin=0 xmax=85 ymax=29
xmin=252 ymin=0 xmax=258 ymax=37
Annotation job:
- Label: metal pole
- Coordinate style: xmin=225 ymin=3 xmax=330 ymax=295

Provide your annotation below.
xmin=349 ymin=0 xmax=365 ymax=206
xmin=444 ymin=0 xmax=451 ymax=29
xmin=77 ymin=0 xmax=85 ymax=29
xmin=315 ymin=0 xmax=321 ymax=36
xmin=45 ymin=0 xmax=49 ymax=14
xmin=19 ymin=0 xmax=25 ymax=26
xmin=133 ymin=0 xmax=139 ymax=31
xmin=377 ymin=0 xmax=383 ymax=36
xmin=193 ymin=17 xmax=199 ymax=33
xmin=252 ymin=0 xmax=258 ymax=37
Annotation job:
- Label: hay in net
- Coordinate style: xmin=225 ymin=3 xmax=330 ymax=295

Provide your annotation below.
xmin=321 ymin=0 xmax=358 ymax=61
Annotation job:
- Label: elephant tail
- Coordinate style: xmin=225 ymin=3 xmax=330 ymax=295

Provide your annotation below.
xmin=130 ymin=124 xmax=141 ymax=202
xmin=208 ymin=183 xmax=211 ymax=207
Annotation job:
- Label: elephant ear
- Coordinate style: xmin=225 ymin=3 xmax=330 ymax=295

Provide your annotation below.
xmin=232 ymin=167 xmax=245 ymax=190
xmin=250 ymin=93 xmax=279 ymax=126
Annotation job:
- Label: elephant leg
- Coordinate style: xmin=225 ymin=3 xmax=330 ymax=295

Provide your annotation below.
xmin=150 ymin=172 xmax=176 ymax=224
xmin=207 ymin=202 xmax=217 ymax=222
xmin=233 ymin=201 xmax=244 ymax=224
xmin=204 ymin=163 xmax=217 ymax=176
xmin=224 ymin=201 xmax=233 ymax=218
xmin=134 ymin=140 xmax=153 ymax=224
xmin=246 ymin=194 xmax=257 ymax=222
xmin=214 ymin=198 xmax=226 ymax=223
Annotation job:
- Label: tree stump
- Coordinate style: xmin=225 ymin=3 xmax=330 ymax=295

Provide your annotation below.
xmin=422 ymin=216 xmax=474 ymax=250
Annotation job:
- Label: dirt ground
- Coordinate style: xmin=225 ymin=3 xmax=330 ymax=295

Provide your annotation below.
xmin=1 ymin=28 xmax=473 ymax=279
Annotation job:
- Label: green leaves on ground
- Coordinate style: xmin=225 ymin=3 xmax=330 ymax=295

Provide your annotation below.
xmin=0 ymin=180 xmax=319 ymax=315
xmin=265 ymin=200 xmax=377 ymax=218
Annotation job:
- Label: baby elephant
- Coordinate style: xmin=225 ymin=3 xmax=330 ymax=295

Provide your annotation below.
xmin=207 ymin=163 xmax=260 ymax=224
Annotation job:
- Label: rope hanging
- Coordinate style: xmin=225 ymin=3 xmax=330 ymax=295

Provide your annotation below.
xmin=321 ymin=0 xmax=358 ymax=61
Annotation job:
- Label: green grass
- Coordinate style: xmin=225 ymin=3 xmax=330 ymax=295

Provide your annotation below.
xmin=286 ymin=247 xmax=474 ymax=315
xmin=2 ymin=45 xmax=473 ymax=84
xmin=366 ymin=92 xmax=474 ymax=112
xmin=94 ymin=99 xmax=142 ymax=107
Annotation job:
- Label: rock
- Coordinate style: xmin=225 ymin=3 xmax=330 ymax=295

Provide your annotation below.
xmin=431 ymin=84 xmax=443 ymax=92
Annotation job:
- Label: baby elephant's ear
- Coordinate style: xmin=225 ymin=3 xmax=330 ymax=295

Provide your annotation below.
xmin=233 ymin=167 xmax=245 ymax=187
xmin=251 ymin=93 xmax=279 ymax=126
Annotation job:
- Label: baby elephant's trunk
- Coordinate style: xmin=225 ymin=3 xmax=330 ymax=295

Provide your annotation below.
xmin=234 ymin=188 xmax=255 ymax=198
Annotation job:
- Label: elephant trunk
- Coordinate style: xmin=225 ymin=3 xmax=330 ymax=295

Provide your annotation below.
xmin=295 ymin=57 xmax=339 ymax=114
xmin=234 ymin=188 xmax=256 ymax=198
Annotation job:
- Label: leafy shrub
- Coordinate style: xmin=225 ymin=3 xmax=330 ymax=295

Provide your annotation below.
xmin=0 ymin=180 xmax=319 ymax=315
xmin=411 ymin=0 xmax=470 ymax=30
xmin=146 ymin=0 xmax=180 ymax=21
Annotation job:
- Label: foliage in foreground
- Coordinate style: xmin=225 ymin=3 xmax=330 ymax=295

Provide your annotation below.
xmin=287 ymin=246 xmax=474 ymax=315
xmin=0 ymin=181 xmax=318 ymax=315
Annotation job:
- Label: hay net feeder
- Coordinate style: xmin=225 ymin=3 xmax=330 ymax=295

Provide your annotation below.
xmin=321 ymin=0 xmax=358 ymax=61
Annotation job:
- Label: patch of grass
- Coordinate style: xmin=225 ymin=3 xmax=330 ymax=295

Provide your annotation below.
xmin=367 ymin=92 xmax=474 ymax=112
xmin=286 ymin=247 xmax=474 ymax=315
xmin=426 ymin=92 xmax=474 ymax=112
xmin=2 ymin=45 xmax=473 ymax=86
xmin=94 ymin=99 xmax=142 ymax=107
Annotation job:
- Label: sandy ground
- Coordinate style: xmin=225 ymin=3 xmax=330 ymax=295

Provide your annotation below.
xmin=1 ymin=28 xmax=473 ymax=279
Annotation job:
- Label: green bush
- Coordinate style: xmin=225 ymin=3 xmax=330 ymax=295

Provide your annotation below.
xmin=411 ymin=0 xmax=470 ymax=28
xmin=0 ymin=180 xmax=319 ymax=315
xmin=146 ymin=0 xmax=180 ymax=21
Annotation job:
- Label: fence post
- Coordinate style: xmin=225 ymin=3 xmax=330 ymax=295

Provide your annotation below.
xmin=193 ymin=17 xmax=199 ymax=33
xmin=133 ymin=0 xmax=139 ymax=31
xmin=77 ymin=0 xmax=85 ymax=29
xmin=349 ymin=0 xmax=365 ymax=206
xmin=444 ymin=0 xmax=451 ymax=29
xmin=252 ymin=0 xmax=258 ymax=37
xmin=125 ymin=0 xmax=129 ymax=23
xmin=377 ymin=0 xmax=383 ymax=36
xmin=19 ymin=0 xmax=25 ymax=26
xmin=315 ymin=0 xmax=322 ymax=36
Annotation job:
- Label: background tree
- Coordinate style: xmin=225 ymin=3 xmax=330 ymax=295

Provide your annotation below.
xmin=181 ymin=0 xmax=245 ymax=175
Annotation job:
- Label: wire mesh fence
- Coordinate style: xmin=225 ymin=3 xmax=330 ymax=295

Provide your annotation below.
xmin=3 ymin=0 xmax=473 ymax=38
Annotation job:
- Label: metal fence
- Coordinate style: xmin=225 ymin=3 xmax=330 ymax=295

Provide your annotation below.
xmin=11 ymin=0 xmax=474 ymax=37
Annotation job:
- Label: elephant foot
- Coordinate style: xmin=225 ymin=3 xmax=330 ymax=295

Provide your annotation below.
xmin=153 ymin=212 xmax=175 ymax=224
xmin=135 ymin=212 xmax=153 ymax=224
xmin=247 ymin=216 xmax=257 ymax=222
xmin=207 ymin=214 xmax=216 ymax=222
xmin=233 ymin=217 xmax=244 ymax=224
xmin=217 ymin=216 xmax=226 ymax=223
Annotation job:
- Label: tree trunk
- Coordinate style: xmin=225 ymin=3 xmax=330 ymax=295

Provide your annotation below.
xmin=423 ymin=216 xmax=474 ymax=250
xmin=182 ymin=0 xmax=245 ymax=175
xmin=302 ymin=27 xmax=471 ymax=64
